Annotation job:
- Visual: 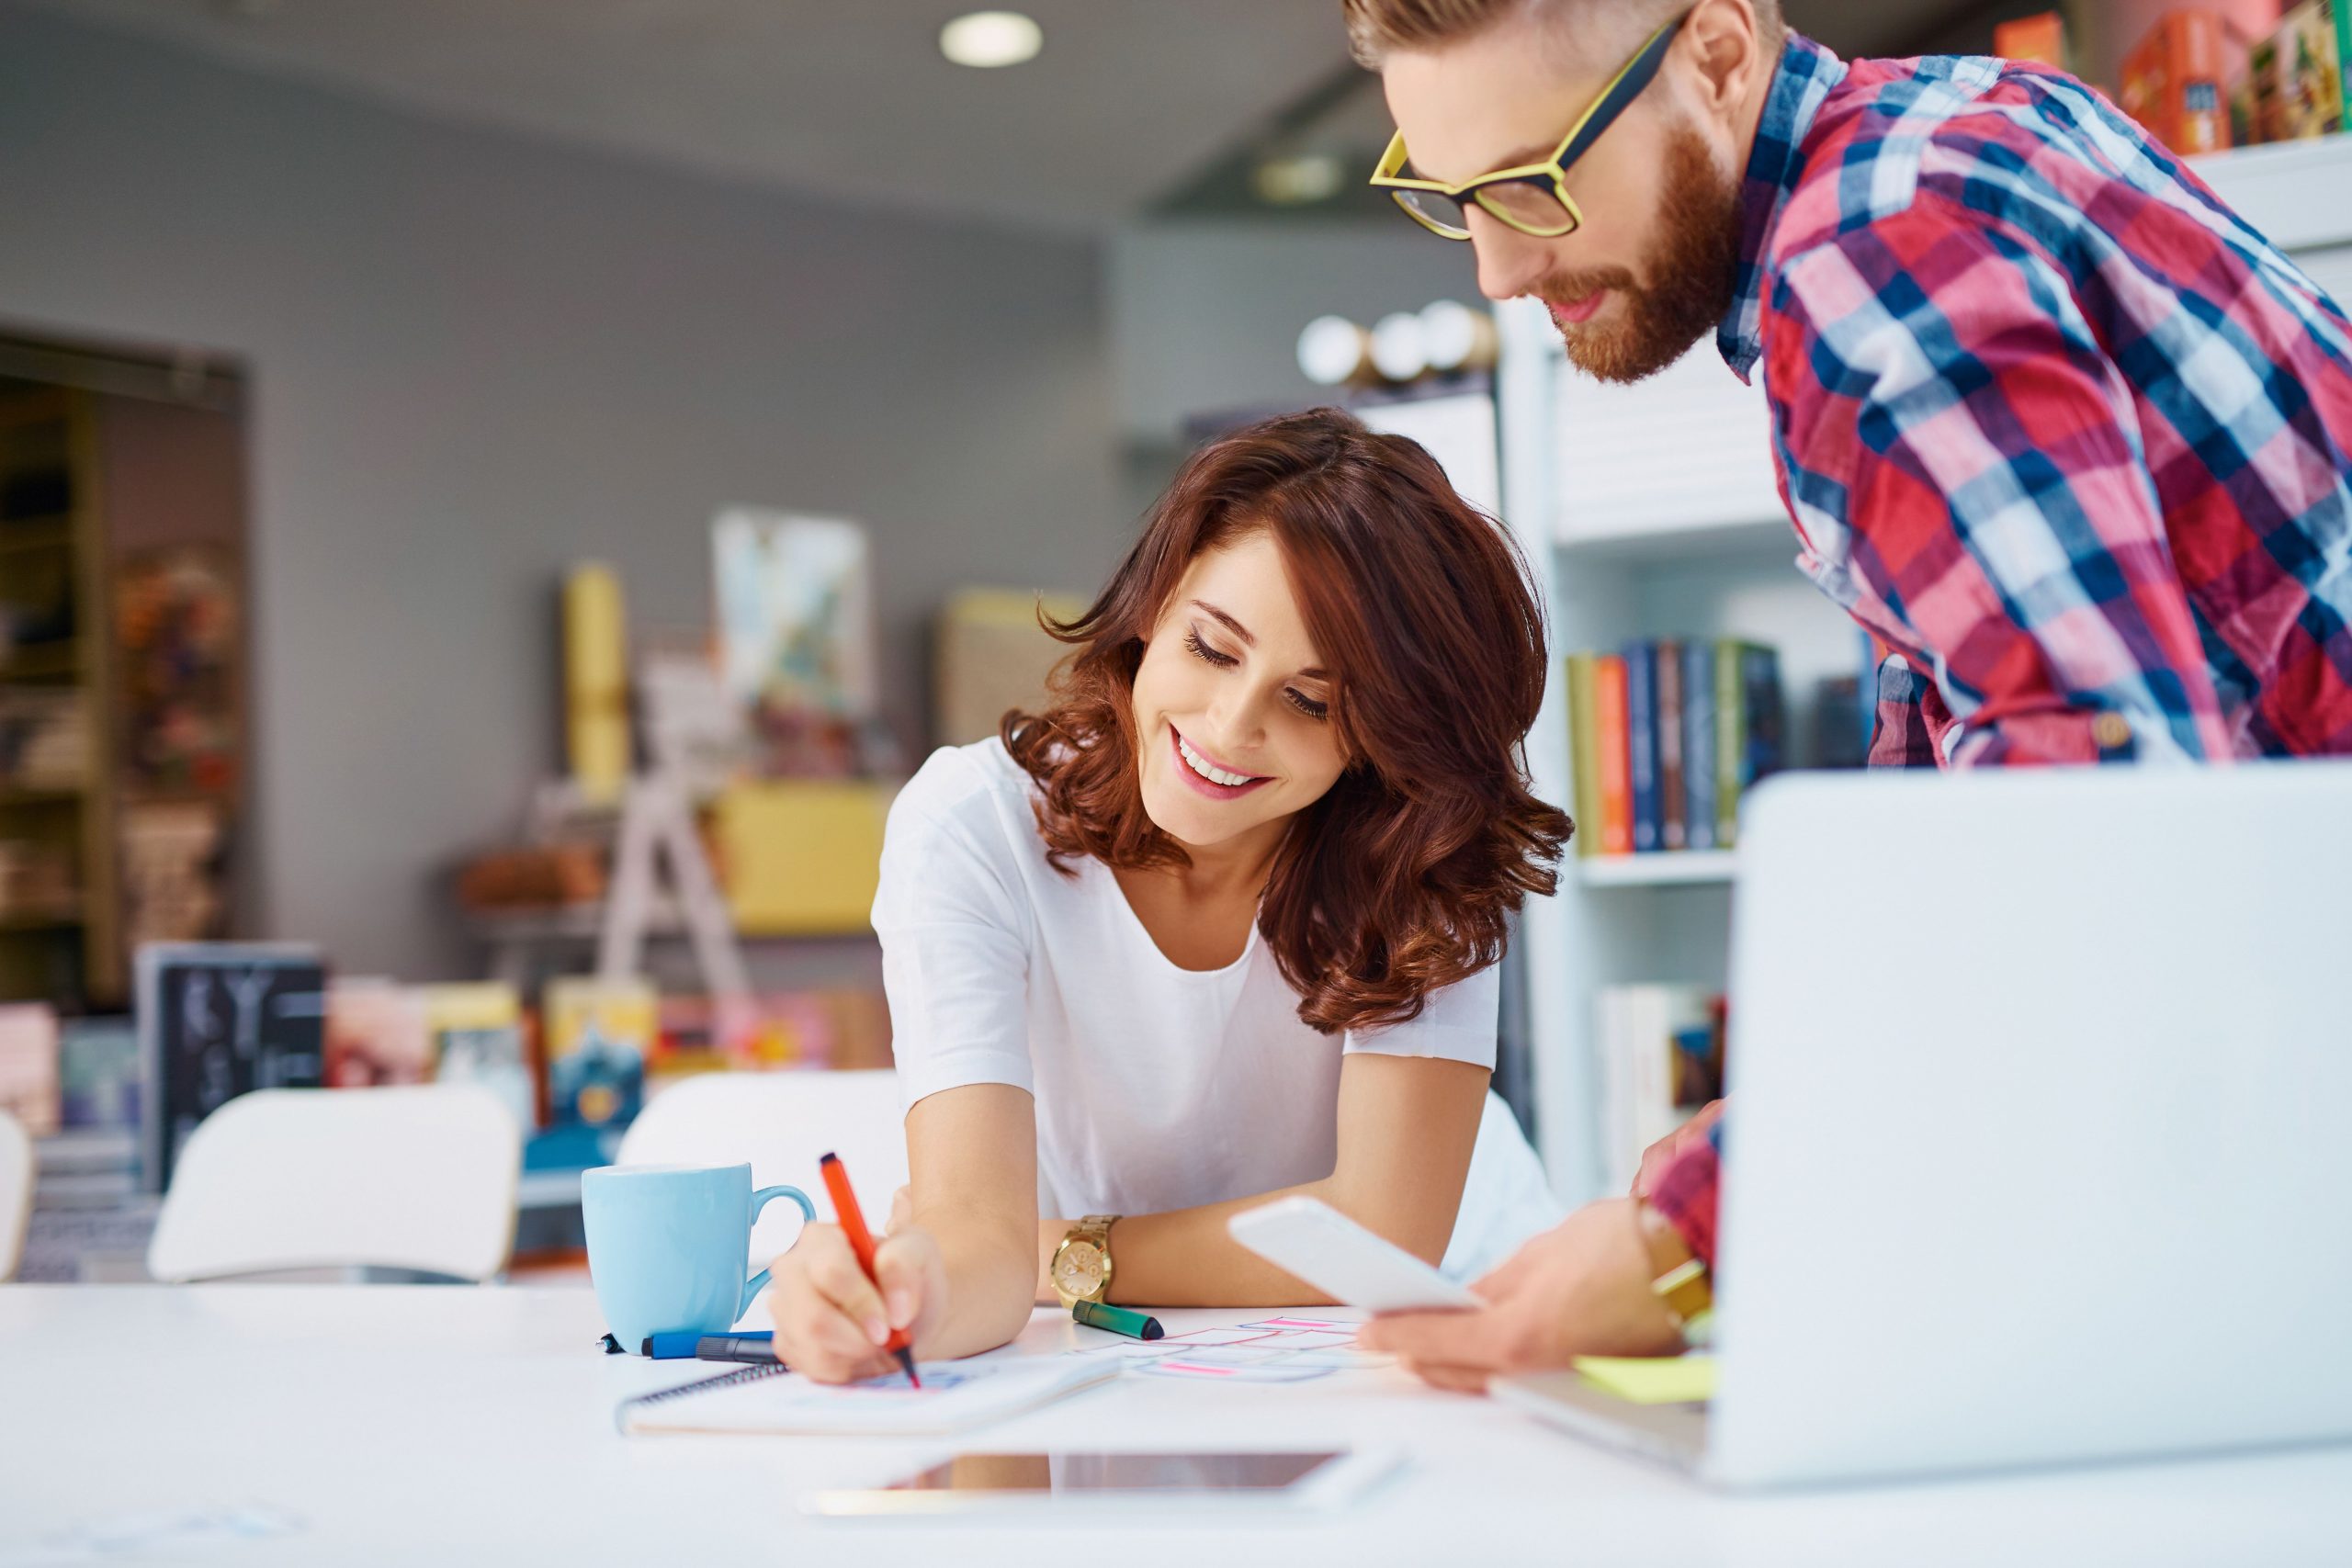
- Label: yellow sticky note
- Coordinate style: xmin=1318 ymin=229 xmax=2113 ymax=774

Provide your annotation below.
xmin=1573 ymin=1354 xmax=1717 ymax=1405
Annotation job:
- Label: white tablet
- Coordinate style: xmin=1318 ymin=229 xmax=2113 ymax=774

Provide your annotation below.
xmin=803 ymin=1448 xmax=1402 ymax=1517
xmin=1227 ymin=1196 xmax=1483 ymax=1313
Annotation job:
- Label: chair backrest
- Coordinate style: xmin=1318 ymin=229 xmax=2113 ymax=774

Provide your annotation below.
xmin=147 ymin=1086 xmax=521 ymax=1283
xmin=616 ymin=1070 xmax=906 ymax=1265
xmin=0 ymin=1109 xmax=29 ymax=1281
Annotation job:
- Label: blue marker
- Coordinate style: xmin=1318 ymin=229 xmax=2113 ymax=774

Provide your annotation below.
xmin=643 ymin=1330 xmax=775 ymax=1362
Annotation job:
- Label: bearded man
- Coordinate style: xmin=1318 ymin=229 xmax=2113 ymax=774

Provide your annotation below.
xmin=1346 ymin=0 xmax=2352 ymax=1387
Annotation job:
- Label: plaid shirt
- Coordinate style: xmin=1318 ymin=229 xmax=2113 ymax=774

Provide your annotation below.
xmin=1649 ymin=35 xmax=2352 ymax=1266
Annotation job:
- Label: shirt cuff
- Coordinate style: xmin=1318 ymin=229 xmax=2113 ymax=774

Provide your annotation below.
xmin=1646 ymin=1126 xmax=1722 ymax=1270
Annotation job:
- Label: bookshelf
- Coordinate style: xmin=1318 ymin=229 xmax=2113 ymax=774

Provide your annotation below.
xmin=0 ymin=367 xmax=252 ymax=1011
xmin=0 ymin=387 xmax=122 ymax=1006
xmin=1490 ymin=132 xmax=2352 ymax=1206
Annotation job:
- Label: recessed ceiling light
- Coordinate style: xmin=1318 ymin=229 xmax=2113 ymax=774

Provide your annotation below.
xmin=1253 ymin=153 xmax=1344 ymax=206
xmin=941 ymin=11 xmax=1043 ymax=69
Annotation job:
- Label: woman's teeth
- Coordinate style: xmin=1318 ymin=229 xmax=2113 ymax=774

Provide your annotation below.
xmin=1178 ymin=733 xmax=1257 ymax=788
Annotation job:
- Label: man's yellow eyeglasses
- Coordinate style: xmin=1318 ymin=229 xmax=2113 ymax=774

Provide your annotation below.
xmin=1370 ymin=9 xmax=1690 ymax=241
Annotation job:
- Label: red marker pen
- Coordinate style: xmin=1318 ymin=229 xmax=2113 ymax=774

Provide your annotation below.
xmin=818 ymin=1152 xmax=922 ymax=1389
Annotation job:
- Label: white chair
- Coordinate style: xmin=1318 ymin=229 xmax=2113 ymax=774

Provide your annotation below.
xmin=616 ymin=1070 xmax=906 ymax=1266
xmin=147 ymin=1086 xmax=521 ymax=1283
xmin=0 ymin=1109 xmax=30 ymax=1281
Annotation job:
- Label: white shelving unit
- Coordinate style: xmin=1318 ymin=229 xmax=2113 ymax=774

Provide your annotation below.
xmin=1485 ymin=132 xmax=2352 ymax=1206
xmin=1578 ymin=851 xmax=1737 ymax=889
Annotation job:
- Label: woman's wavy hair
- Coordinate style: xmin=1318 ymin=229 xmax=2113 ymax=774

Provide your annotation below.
xmin=1002 ymin=407 xmax=1571 ymax=1034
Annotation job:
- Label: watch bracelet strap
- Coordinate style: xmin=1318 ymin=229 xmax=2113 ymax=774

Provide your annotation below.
xmin=1057 ymin=1214 xmax=1120 ymax=1306
xmin=1652 ymin=1256 xmax=1714 ymax=1346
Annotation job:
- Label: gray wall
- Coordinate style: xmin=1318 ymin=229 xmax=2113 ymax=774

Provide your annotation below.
xmin=0 ymin=6 xmax=1120 ymax=981
xmin=1108 ymin=220 xmax=1485 ymax=443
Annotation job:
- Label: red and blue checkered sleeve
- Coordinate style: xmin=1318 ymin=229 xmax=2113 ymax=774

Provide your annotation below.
xmin=1764 ymin=195 xmax=2236 ymax=766
xmin=1646 ymin=1120 xmax=1722 ymax=1270
xmin=1868 ymin=650 xmax=1943 ymax=767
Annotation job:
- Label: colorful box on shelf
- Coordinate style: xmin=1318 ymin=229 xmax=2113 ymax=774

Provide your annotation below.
xmin=711 ymin=779 xmax=892 ymax=936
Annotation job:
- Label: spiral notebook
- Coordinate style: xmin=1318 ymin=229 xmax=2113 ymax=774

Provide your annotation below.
xmin=618 ymin=1356 xmax=1119 ymax=1438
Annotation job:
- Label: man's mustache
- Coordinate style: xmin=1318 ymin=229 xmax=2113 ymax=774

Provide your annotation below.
xmin=1528 ymin=267 xmax=1636 ymax=306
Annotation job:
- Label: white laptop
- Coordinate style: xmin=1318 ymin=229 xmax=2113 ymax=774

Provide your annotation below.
xmin=1498 ymin=760 xmax=2352 ymax=1487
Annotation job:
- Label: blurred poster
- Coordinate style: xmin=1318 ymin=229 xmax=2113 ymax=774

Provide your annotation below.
xmin=710 ymin=509 xmax=880 ymax=776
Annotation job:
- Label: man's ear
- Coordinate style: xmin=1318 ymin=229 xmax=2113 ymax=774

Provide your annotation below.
xmin=1679 ymin=0 xmax=1764 ymax=126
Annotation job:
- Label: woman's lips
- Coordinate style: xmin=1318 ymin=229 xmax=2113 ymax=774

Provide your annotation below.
xmin=1548 ymin=289 xmax=1608 ymax=326
xmin=1169 ymin=726 xmax=1271 ymax=802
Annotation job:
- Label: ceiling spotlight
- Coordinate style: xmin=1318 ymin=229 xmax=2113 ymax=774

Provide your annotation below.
xmin=941 ymin=11 xmax=1043 ymax=68
xmin=1253 ymin=153 xmax=1344 ymax=206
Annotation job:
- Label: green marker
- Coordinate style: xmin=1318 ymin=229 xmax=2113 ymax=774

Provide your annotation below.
xmin=1071 ymin=1300 xmax=1164 ymax=1340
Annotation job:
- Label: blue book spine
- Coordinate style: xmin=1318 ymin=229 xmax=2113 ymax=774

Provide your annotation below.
xmin=1742 ymin=645 xmax=1785 ymax=785
xmin=1624 ymin=641 xmax=1659 ymax=852
xmin=1681 ymin=641 xmax=1716 ymax=851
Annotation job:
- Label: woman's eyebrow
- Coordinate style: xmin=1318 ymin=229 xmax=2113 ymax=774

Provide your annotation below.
xmin=1191 ymin=599 xmax=1254 ymax=645
xmin=1192 ymin=599 xmax=1327 ymax=680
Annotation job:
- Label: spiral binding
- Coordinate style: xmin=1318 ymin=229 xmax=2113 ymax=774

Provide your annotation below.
xmin=615 ymin=1361 xmax=791 ymax=1432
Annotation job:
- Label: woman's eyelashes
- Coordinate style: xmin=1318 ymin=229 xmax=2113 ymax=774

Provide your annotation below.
xmin=1182 ymin=626 xmax=1238 ymax=669
xmin=1182 ymin=624 xmax=1330 ymax=723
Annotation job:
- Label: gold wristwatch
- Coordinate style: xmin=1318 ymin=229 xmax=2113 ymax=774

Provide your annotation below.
xmin=1050 ymin=1214 xmax=1118 ymax=1307
xmin=1638 ymin=1200 xmax=1714 ymax=1347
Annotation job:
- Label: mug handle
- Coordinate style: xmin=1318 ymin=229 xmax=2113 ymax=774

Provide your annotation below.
xmin=739 ymin=1184 xmax=819 ymax=1319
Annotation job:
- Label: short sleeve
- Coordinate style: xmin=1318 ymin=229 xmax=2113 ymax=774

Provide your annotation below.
xmin=870 ymin=750 xmax=1035 ymax=1110
xmin=1340 ymin=960 xmax=1498 ymax=1069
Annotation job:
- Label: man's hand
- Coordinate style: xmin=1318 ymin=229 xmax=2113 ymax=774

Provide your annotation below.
xmin=1356 ymin=1199 xmax=1682 ymax=1393
xmin=1633 ymin=1099 xmax=1725 ymax=1198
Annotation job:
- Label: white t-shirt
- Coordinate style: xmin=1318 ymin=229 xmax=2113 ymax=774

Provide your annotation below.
xmin=874 ymin=738 xmax=1499 ymax=1218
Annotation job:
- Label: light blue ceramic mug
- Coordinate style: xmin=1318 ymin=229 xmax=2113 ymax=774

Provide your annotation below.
xmin=581 ymin=1163 xmax=815 ymax=1350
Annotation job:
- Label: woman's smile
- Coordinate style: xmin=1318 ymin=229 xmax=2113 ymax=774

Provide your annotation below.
xmin=1169 ymin=724 xmax=1272 ymax=799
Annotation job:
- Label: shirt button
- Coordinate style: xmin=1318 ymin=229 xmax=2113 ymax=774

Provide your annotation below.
xmin=2091 ymin=713 xmax=2132 ymax=750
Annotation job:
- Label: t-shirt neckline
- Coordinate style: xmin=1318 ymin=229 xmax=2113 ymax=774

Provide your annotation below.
xmin=1095 ymin=859 xmax=1262 ymax=982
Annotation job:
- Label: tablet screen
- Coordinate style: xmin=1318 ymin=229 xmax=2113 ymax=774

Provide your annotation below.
xmin=884 ymin=1451 xmax=1341 ymax=1495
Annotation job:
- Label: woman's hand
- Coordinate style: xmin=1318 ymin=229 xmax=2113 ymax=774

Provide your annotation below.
xmin=765 ymin=1221 xmax=947 ymax=1383
xmin=1356 ymin=1198 xmax=1682 ymax=1392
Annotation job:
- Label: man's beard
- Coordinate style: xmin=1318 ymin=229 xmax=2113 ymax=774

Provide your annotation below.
xmin=1533 ymin=123 xmax=1744 ymax=384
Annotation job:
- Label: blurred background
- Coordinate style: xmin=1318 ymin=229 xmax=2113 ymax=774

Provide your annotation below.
xmin=2 ymin=0 xmax=2342 ymax=1278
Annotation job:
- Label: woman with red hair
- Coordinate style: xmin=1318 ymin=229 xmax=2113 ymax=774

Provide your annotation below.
xmin=767 ymin=408 xmax=1570 ymax=1378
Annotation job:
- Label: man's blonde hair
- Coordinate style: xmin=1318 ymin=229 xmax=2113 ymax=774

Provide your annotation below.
xmin=1341 ymin=0 xmax=1783 ymax=69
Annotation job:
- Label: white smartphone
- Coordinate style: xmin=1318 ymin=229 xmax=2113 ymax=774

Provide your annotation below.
xmin=802 ymin=1448 xmax=1403 ymax=1517
xmin=1226 ymin=1196 xmax=1482 ymax=1313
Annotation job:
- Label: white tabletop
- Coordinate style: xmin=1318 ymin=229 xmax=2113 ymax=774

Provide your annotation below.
xmin=4 ymin=1284 xmax=2348 ymax=1566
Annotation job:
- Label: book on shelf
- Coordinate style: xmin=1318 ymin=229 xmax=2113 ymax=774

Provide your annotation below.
xmin=1680 ymin=640 xmax=1717 ymax=852
xmin=1655 ymin=638 xmax=1685 ymax=852
xmin=135 ymin=942 xmax=327 ymax=1191
xmin=58 ymin=1015 xmax=139 ymax=1131
xmin=1594 ymin=984 xmax=1726 ymax=1192
xmin=421 ymin=982 xmax=537 ymax=1130
xmin=1565 ymin=654 xmax=1603 ymax=858
xmin=542 ymin=976 xmax=654 ymax=1133
xmin=322 ymin=977 xmax=433 ymax=1089
xmin=1623 ymin=642 xmax=1659 ymax=853
xmin=1593 ymin=654 xmax=1633 ymax=856
xmin=1566 ymin=640 xmax=1784 ymax=859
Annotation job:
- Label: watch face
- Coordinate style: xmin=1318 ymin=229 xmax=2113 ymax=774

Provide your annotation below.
xmin=1054 ymin=1240 xmax=1105 ymax=1295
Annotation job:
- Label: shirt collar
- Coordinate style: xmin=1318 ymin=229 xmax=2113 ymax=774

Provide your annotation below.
xmin=1717 ymin=32 xmax=1848 ymax=381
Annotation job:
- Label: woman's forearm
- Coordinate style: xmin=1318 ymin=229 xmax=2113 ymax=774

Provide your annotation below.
xmin=1051 ymin=1056 xmax=1489 ymax=1308
xmin=1043 ymin=1168 xmax=1464 ymax=1309
xmin=915 ymin=1199 xmax=1043 ymax=1359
